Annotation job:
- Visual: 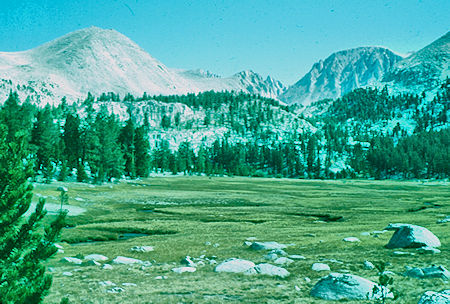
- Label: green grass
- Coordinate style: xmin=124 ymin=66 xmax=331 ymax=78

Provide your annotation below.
xmin=35 ymin=177 xmax=449 ymax=303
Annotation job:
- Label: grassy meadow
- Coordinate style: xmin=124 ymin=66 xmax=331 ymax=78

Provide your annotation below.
xmin=34 ymin=176 xmax=449 ymax=303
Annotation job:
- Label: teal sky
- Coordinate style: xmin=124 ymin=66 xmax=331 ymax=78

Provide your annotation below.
xmin=0 ymin=0 xmax=448 ymax=84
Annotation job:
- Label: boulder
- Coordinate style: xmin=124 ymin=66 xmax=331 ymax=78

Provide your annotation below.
xmin=130 ymin=246 xmax=154 ymax=253
xmin=405 ymin=266 xmax=449 ymax=280
xmin=85 ymin=254 xmax=108 ymax=261
xmin=102 ymin=264 xmax=113 ymax=270
xmin=343 ymin=237 xmax=360 ymax=243
xmin=111 ymin=256 xmax=143 ymax=265
xmin=247 ymin=263 xmax=290 ymax=278
xmin=264 ymin=253 xmax=278 ymax=261
xmin=250 ymin=241 xmax=288 ymax=251
xmin=310 ymin=273 xmax=393 ymax=301
xmin=62 ymin=272 xmax=73 ymax=277
xmin=417 ymin=247 xmax=441 ymax=254
xmin=289 ymin=255 xmax=306 ymax=260
xmin=85 ymin=260 xmax=101 ymax=266
xmin=417 ymin=290 xmax=450 ymax=304
xmin=180 ymin=256 xmax=196 ymax=267
xmin=214 ymin=258 xmax=255 ymax=273
xmin=274 ymin=257 xmax=294 ymax=265
xmin=363 ymin=261 xmax=375 ymax=270
xmin=172 ymin=267 xmax=196 ymax=274
xmin=60 ymin=257 xmax=82 ymax=265
xmin=312 ymin=263 xmax=330 ymax=271
xmin=385 ymin=223 xmax=441 ymax=249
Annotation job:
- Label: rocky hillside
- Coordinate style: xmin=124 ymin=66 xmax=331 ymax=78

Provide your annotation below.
xmin=280 ymin=47 xmax=403 ymax=107
xmin=0 ymin=27 xmax=285 ymax=105
xmin=383 ymin=31 xmax=450 ymax=90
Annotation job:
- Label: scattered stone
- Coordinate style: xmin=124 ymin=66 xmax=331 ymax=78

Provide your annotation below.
xmin=180 ymin=256 xmax=196 ymax=267
xmin=250 ymin=241 xmax=288 ymax=251
xmin=248 ymin=263 xmax=290 ymax=278
xmin=213 ymin=243 xmax=220 ymax=247
xmin=264 ymin=253 xmax=278 ymax=261
xmin=274 ymin=257 xmax=294 ymax=265
xmin=85 ymin=260 xmax=101 ymax=266
xmin=385 ymin=223 xmax=441 ymax=249
xmin=360 ymin=232 xmax=371 ymax=236
xmin=310 ymin=273 xmax=393 ymax=301
xmin=54 ymin=244 xmax=64 ymax=249
xmin=204 ymin=241 xmax=211 ymax=246
xmin=107 ymin=287 xmax=124 ymax=293
xmin=289 ymin=255 xmax=306 ymax=260
xmin=246 ymin=237 xmax=257 ymax=241
xmin=130 ymin=246 xmax=154 ymax=253
xmin=57 ymin=186 xmax=68 ymax=192
xmin=102 ymin=264 xmax=113 ymax=270
xmin=99 ymin=281 xmax=116 ymax=287
xmin=74 ymin=197 xmax=85 ymax=201
xmin=343 ymin=237 xmax=360 ymax=243
xmin=214 ymin=258 xmax=255 ymax=274
xmin=405 ymin=266 xmax=450 ymax=280
xmin=305 ymin=233 xmax=316 ymax=237
xmin=122 ymin=283 xmax=137 ymax=287
xmin=312 ymin=263 xmax=330 ymax=271
xmin=422 ymin=266 xmax=450 ymax=280
xmin=209 ymin=259 xmax=217 ymax=265
xmin=295 ymin=285 xmax=301 ymax=291
xmin=304 ymin=277 xmax=311 ymax=283
xmin=405 ymin=267 xmax=425 ymax=279
xmin=437 ymin=216 xmax=450 ymax=224
xmin=417 ymin=247 xmax=441 ymax=254
xmin=155 ymin=276 xmax=168 ymax=280
xmin=243 ymin=241 xmax=252 ymax=247
xmin=62 ymin=272 xmax=73 ymax=277
xmin=111 ymin=256 xmax=143 ymax=265
xmin=270 ymin=249 xmax=287 ymax=256
xmin=85 ymin=254 xmax=108 ymax=261
xmin=172 ymin=267 xmax=196 ymax=274
xmin=60 ymin=257 xmax=82 ymax=265
xmin=363 ymin=261 xmax=375 ymax=270
xmin=57 ymin=249 xmax=64 ymax=254
xmin=417 ymin=290 xmax=450 ymax=304
xmin=393 ymin=251 xmax=415 ymax=256
xmin=372 ymin=230 xmax=388 ymax=234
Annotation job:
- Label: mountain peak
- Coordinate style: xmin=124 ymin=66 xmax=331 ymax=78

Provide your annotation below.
xmin=280 ymin=46 xmax=403 ymax=106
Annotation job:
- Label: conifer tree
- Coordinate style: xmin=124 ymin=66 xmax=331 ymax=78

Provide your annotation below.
xmin=0 ymin=126 xmax=66 ymax=304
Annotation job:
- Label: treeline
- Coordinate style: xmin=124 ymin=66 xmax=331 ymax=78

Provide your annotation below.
xmin=0 ymin=91 xmax=150 ymax=183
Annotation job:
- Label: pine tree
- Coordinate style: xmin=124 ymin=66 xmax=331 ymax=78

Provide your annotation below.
xmin=0 ymin=126 xmax=66 ymax=303
xmin=134 ymin=125 xmax=151 ymax=177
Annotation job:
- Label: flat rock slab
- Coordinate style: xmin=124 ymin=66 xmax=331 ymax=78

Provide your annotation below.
xmin=247 ymin=263 xmax=290 ymax=278
xmin=418 ymin=290 xmax=450 ymax=304
xmin=172 ymin=267 xmax=196 ymax=274
xmin=85 ymin=254 xmax=108 ymax=261
xmin=312 ymin=263 xmax=330 ymax=271
xmin=343 ymin=237 xmax=360 ymax=242
xmin=111 ymin=256 xmax=143 ymax=265
xmin=405 ymin=265 xmax=450 ymax=280
xmin=215 ymin=258 xmax=255 ymax=273
xmin=385 ymin=223 xmax=441 ymax=249
xmin=311 ymin=272 xmax=393 ymax=301
xmin=250 ymin=241 xmax=288 ymax=251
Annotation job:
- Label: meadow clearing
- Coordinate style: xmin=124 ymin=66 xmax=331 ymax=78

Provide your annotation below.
xmin=34 ymin=176 xmax=449 ymax=303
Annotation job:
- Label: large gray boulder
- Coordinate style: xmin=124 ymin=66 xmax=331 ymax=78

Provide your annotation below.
xmin=310 ymin=273 xmax=393 ymax=301
xmin=417 ymin=290 xmax=450 ymax=304
xmin=385 ymin=223 xmax=441 ymax=249
xmin=214 ymin=258 xmax=255 ymax=273
xmin=405 ymin=265 xmax=450 ymax=280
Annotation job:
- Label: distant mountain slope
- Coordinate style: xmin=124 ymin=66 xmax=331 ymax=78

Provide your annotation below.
xmin=0 ymin=27 xmax=285 ymax=105
xmin=382 ymin=31 xmax=450 ymax=90
xmin=280 ymin=47 xmax=404 ymax=106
